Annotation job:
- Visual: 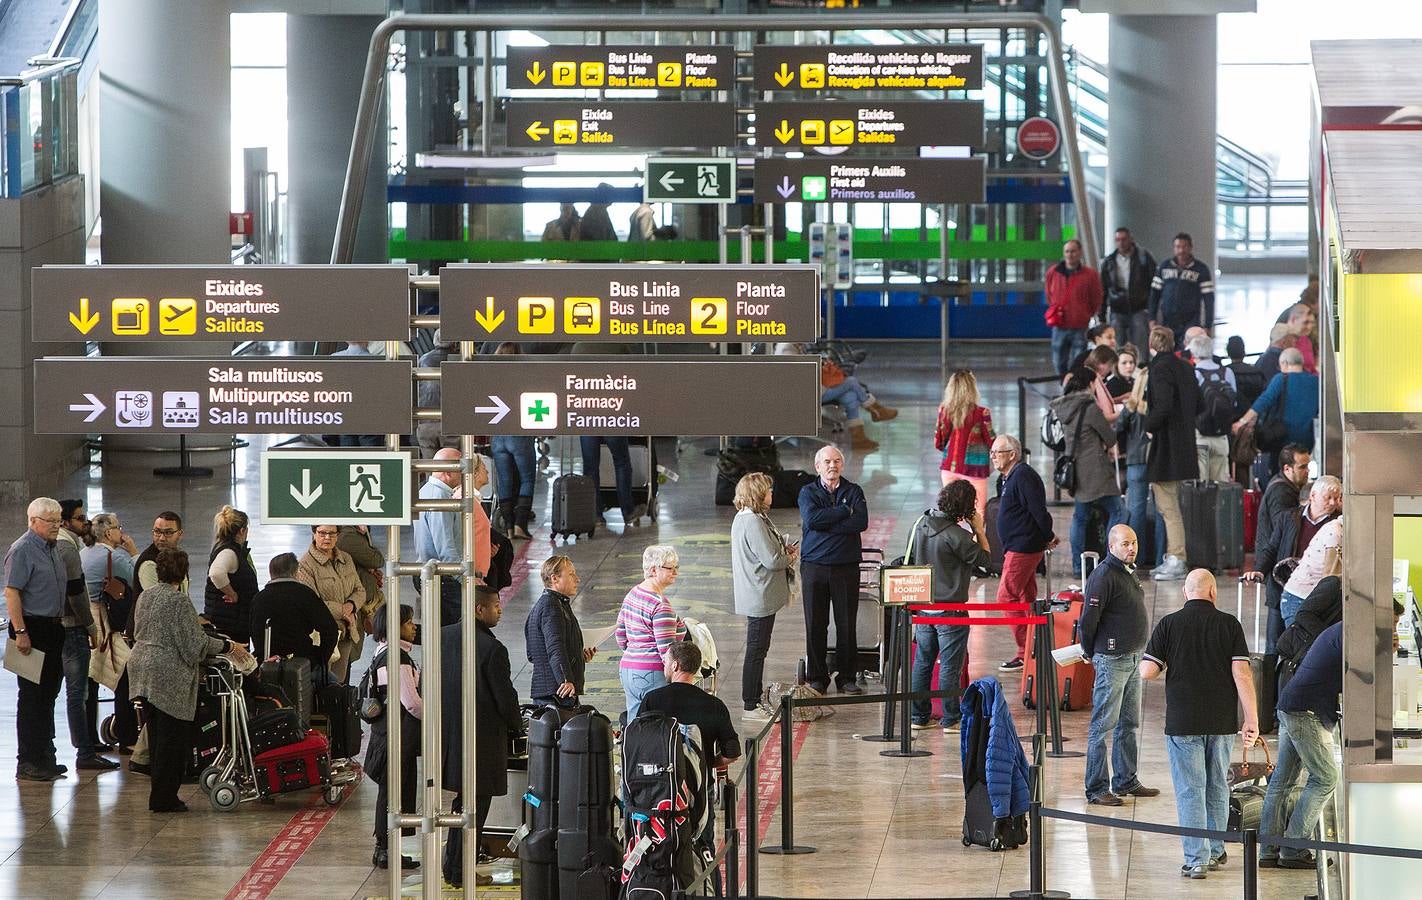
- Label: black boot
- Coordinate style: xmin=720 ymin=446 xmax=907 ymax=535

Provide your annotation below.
xmin=512 ymin=496 xmax=534 ymax=540
xmin=493 ymin=499 xmax=514 ymax=533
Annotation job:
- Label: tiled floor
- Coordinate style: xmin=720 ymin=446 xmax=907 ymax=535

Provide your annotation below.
xmin=0 ymin=274 xmax=1329 ymax=898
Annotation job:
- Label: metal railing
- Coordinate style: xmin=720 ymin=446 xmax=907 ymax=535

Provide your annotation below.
xmin=1 ymin=57 xmax=81 ymax=198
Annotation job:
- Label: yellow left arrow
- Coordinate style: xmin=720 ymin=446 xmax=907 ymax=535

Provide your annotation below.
xmin=526 ymin=61 xmax=546 ymax=85
xmin=526 ymin=120 xmax=550 ymax=142
xmin=69 ymin=297 xmax=100 ymax=334
xmin=474 ymin=296 xmax=506 ymax=332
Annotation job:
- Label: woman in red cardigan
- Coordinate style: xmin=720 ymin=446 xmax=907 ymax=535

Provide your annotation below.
xmin=934 ymin=369 xmax=995 ymax=519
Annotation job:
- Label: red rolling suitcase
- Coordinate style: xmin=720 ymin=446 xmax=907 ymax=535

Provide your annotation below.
xmin=1243 ymin=488 xmax=1260 ymax=553
xmin=1022 ymin=553 xmax=1096 ymax=712
xmin=253 ymin=730 xmax=332 ymax=796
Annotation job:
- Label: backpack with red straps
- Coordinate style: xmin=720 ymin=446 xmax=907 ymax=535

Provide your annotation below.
xmin=619 ymin=712 xmax=713 ymax=897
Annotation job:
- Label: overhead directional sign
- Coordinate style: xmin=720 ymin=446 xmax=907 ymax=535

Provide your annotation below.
xmin=506 ymin=101 xmax=737 ymax=149
xmin=31 ymin=265 xmax=410 ymax=342
xmin=438 ymin=264 xmax=818 ymax=342
xmin=753 ymin=44 xmax=983 ymax=92
xmin=755 ymin=101 xmax=982 ymax=149
xmin=440 ymin=357 xmax=821 ymax=436
xmin=261 ymin=449 xmax=413 ymax=525
xmin=508 ymin=46 xmax=733 ymax=91
xmin=644 ymin=158 xmax=737 ymax=204
xmin=755 ymin=157 xmax=985 ymax=204
xmin=34 ymin=358 xmax=413 ymax=434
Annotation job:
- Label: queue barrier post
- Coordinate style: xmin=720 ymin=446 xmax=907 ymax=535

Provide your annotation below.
xmin=744 ymin=737 xmax=759 ymax=896
xmin=760 ymin=691 xmax=815 ymax=856
xmin=881 ymin=606 xmax=930 ymax=758
xmin=1243 ymin=829 xmax=1259 ymax=900
xmin=724 ymin=778 xmax=740 ymax=899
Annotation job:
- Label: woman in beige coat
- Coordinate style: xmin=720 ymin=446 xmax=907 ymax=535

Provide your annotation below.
xmin=297 ymin=524 xmax=365 ymax=682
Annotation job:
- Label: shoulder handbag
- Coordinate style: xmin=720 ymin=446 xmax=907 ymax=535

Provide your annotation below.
xmin=357 ymin=650 xmax=385 ymax=723
xmin=88 ymin=602 xmax=132 ymax=691
xmin=1228 ymin=737 xmax=1273 ymax=786
xmin=1052 ymin=405 xmax=1090 ymax=493
xmin=1254 ymin=374 xmax=1290 ymax=453
xmin=102 ymin=549 xmax=126 ymax=601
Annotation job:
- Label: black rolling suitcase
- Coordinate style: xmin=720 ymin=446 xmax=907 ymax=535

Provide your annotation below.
xmin=551 ymin=474 xmax=598 ymax=543
xmin=1181 ymin=480 xmax=1245 ymax=572
xmin=771 ymin=469 xmax=816 ymax=508
xmin=556 ymin=712 xmax=620 ymax=900
xmin=259 ymin=653 xmax=314 ymax=730
xmin=314 ymin=677 xmax=363 ymax=760
xmin=960 ymin=686 xmax=1028 ymax=851
xmin=249 ymin=707 xmax=305 ymax=756
xmin=1236 ymin=579 xmax=1278 ymax=734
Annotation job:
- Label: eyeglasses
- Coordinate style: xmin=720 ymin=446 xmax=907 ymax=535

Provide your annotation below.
xmin=988 ymin=450 xmax=1014 ymax=457
xmin=32 ymin=516 xmax=61 ymax=525
xmin=314 ymin=529 xmax=339 ymax=537
xmin=152 ymin=527 xmax=178 ymax=536
xmin=660 ymin=565 xmax=679 ymax=573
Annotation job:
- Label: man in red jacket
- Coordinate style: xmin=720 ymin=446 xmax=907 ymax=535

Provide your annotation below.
xmin=1045 ymin=239 xmax=1103 ymax=376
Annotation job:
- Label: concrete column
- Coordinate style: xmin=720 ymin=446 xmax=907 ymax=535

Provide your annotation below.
xmin=1105 ymin=15 xmax=1217 ymax=268
xmin=286 ymin=15 xmax=387 ymax=264
xmin=98 ymin=1 xmax=230 ymax=466
xmin=99 ymin=0 xmax=230 ymax=265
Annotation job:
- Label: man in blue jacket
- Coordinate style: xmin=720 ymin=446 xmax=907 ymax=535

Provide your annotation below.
xmin=990 ymin=435 xmax=1058 ymax=669
xmin=1149 ymin=232 xmax=1216 ymax=348
xmin=798 ymin=445 xmax=869 ymax=695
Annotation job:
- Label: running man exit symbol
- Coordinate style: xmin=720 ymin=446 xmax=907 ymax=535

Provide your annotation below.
xmin=520 ymin=392 xmax=557 ymax=430
xmin=350 ymin=464 xmax=385 ymax=513
xmin=697 ymin=165 xmax=720 ymax=197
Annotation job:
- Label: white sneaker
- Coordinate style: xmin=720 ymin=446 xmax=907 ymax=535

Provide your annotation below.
xmin=1152 ymin=556 xmax=1187 ymax=581
xmin=742 ymin=705 xmax=774 ymax=723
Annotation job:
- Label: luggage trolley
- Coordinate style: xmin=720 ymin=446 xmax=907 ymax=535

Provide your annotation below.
xmin=198 ymin=655 xmax=359 ymax=811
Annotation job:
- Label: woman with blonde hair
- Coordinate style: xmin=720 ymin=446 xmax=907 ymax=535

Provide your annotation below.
xmin=730 ymin=472 xmax=797 ymax=721
xmin=203 ymin=506 xmax=259 ymax=648
xmin=933 ymin=369 xmax=995 ymax=516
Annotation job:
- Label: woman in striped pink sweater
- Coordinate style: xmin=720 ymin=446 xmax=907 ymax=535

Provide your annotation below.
xmin=616 ymin=544 xmax=684 ymax=720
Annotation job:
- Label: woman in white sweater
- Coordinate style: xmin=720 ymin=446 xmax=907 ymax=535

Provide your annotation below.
xmin=730 ymin=472 xmax=797 ymax=721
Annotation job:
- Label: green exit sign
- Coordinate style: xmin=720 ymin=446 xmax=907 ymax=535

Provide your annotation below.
xmin=643 ymin=157 xmax=737 ymax=204
xmin=261 ymin=449 xmax=413 ymax=525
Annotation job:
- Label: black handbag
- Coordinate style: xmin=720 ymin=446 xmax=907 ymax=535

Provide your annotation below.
xmin=1052 ymin=404 xmax=1090 ymax=493
xmin=1254 ymin=374 xmax=1291 ymax=453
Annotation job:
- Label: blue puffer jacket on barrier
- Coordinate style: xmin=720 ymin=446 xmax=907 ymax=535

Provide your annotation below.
xmin=960 ymin=676 xmax=1030 ymax=819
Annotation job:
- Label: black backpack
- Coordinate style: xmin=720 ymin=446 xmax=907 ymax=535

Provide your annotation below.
xmin=619 ymin=712 xmax=713 ymax=898
xmin=1195 ymin=367 xmax=1238 ymax=437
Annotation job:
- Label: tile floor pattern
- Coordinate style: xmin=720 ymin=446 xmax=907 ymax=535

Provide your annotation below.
xmin=0 ymin=276 xmax=1328 ymax=899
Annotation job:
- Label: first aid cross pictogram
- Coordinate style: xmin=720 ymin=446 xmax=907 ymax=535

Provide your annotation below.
xmin=527 ymin=399 xmax=551 ymax=423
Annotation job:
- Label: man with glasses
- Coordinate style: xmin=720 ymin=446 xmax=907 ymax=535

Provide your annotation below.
xmin=128 ymin=511 xmax=184 ymax=777
xmin=5 ymin=498 xmax=72 ymax=781
xmin=298 ymin=525 xmax=366 ymax=682
xmin=55 ymin=500 xmax=118 ymax=772
xmin=991 ymin=435 xmax=1059 ymax=670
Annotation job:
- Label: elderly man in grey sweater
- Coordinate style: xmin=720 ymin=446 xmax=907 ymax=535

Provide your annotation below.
xmin=730 ymin=472 xmax=797 ymax=721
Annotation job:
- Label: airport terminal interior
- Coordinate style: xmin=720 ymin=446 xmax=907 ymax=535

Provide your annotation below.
xmin=2 ymin=1 xmax=1422 ymax=899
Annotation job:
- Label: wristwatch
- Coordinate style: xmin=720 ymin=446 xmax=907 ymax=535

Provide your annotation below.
xmin=13 ymin=628 xmax=26 ymax=635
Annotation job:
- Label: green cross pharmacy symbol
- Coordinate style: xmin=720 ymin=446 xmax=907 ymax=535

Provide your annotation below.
xmin=527 ymin=399 xmax=551 ymax=422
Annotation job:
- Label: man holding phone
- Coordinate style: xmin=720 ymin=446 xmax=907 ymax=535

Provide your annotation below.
xmin=525 ymin=556 xmax=596 ymax=706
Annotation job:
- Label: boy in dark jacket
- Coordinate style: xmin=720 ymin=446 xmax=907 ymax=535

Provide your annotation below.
xmin=443 ymin=587 xmax=523 ymax=888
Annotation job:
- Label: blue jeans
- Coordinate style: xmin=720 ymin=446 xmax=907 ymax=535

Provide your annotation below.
xmin=1165 ymin=733 xmax=1235 ymax=868
xmin=910 ymin=619 xmax=969 ymax=726
xmin=1085 ymin=652 xmax=1143 ymax=799
xmin=491 ymin=435 xmax=536 ymax=500
xmin=1125 ymin=464 xmax=1166 ymax=567
xmin=580 ymin=436 xmax=634 ymax=517
xmin=1070 ymin=494 xmax=1123 ymax=574
xmin=1260 ymin=709 xmax=1337 ymax=861
xmin=820 ymin=378 xmax=869 ymax=422
xmin=62 ymin=626 xmax=95 ymax=757
xmin=1110 ymin=310 xmax=1151 ymax=357
xmin=620 ymin=667 xmax=668 ymax=722
xmin=1280 ymin=590 xmax=1305 ymax=628
xmin=1051 ymin=327 xmax=1087 ymax=376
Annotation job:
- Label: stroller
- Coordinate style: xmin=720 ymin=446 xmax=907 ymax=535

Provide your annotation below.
xmin=959 ymin=677 xmax=1030 ymax=851
xmin=197 ymin=655 xmax=359 ymax=812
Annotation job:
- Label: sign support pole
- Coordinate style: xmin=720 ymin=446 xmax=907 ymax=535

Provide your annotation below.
xmin=152 ymin=435 xmax=214 ymax=479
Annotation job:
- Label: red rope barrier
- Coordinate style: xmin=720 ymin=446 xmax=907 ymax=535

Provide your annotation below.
xmin=911 ymin=616 xmax=1047 ymax=626
xmin=910 ymin=602 xmax=1033 ymax=612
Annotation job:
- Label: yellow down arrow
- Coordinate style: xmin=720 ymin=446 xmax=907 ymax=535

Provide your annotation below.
xmin=774 ymin=120 xmax=796 ymax=144
xmin=774 ymin=63 xmax=794 ymax=87
xmin=525 ymin=121 xmax=550 ymax=142
xmin=526 ymin=61 xmax=546 ymax=85
xmin=474 ymin=296 xmax=506 ymax=332
xmin=69 ymin=296 xmax=100 ymax=335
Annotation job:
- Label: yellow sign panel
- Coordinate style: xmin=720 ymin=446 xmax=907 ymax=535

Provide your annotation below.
xmin=111 ymin=298 xmax=150 ymax=335
xmin=689 ymin=297 xmax=727 ymax=335
xmin=829 ymin=119 xmax=855 ymax=145
xmin=518 ymin=297 xmax=556 ymax=334
xmin=564 ymin=297 xmax=602 ymax=335
xmin=552 ymin=61 xmax=576 ymax=86
xmin=800 ymin=119 xmax=825 ymax=145
xmin=158 ymin=298 xmax=198 ymax=335
xmin=1342 ymin=273 xmax=1422 ymax=412
xmin=657 ymin=62 xmax=682 ymax=87
xmin=579 ymin=61 xmax=604 ymax=87
xmin=799 ymin=63 xmax=826 ymax=89
xmin=552 ymin=120 xmax=579 ymax=145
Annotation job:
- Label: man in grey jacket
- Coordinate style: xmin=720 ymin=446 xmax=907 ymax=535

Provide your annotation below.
xmin=907 ymin=480 xmax=991 ymax=733
xmin=55 ymin=500 xmax=116 ymax=771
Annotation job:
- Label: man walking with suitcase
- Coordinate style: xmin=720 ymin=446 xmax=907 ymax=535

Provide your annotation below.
xmin=1140 ymin=569 xmax=1260 ymax=879
xmin=990 ymin=435 xmax=1058 ymax=670
xmin=1079 ymin=525 xmax=1159 ymax=806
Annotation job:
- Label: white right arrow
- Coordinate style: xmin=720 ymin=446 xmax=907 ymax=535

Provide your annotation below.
xmin=475 ymin=395 xmax=511 ymax=425
xmin=659 ymin=169 xmax=685 ymax=193
xmin=69 ymin=393 xmax=106 ymax=423
xmin=289 ymin=469 xmax=323 ymax=508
